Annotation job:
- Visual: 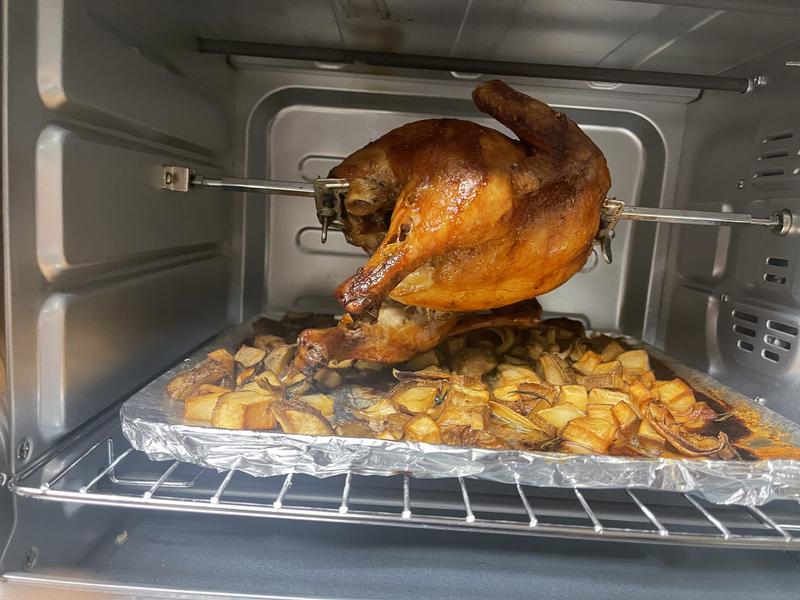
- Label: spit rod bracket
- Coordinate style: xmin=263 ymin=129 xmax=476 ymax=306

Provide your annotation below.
xmin=595 ymin=198 xmax=793 ymax=264
xmin=161 ymin=165 xmax=349 ymax=243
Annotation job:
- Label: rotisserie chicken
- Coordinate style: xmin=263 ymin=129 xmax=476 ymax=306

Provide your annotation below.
xmin=296 ymin=80 xmax=611 ymax=369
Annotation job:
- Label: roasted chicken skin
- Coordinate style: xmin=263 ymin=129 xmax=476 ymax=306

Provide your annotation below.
xmin=332 ymin=80 xmax=611 ymax=315
xmin=296 ymin=81 xmax=609 ymax=369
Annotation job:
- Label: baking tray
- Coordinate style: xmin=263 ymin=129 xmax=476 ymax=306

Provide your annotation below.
xmin=121 ymin=318 xmax=800 ymax=506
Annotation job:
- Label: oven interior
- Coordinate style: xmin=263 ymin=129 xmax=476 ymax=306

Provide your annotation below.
xmin=4 ymin=0 xmax=800 ymax=597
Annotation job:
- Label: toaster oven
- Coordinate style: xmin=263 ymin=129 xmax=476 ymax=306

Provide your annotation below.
xmin=3 ymin=0 xmax=800 ymax=597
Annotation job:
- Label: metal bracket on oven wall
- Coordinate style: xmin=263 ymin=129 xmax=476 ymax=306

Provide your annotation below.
xmin=595 ymin=198 xmax=793 ymax=264
xmin=161 ymin=165 xmax=349 ymax=243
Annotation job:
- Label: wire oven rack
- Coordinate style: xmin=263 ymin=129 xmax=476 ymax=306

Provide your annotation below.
xmin=9 ymin=409 xmax=800 ymax=551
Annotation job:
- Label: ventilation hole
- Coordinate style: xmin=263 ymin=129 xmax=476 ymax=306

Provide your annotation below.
xmin=732 ymin=310 xmax=758 ymax=323
xmin=762 ymin=349 xmax=780 ymax=362
xmin=763 ymin=273 xmax=787 ymax=284
xmin=763 ymin=132 xmax=793 ymax=143
xmin=733 ymin=324 xmax=756 ymax=337
xmin=754 ymin=168 xmax=785 ymax=178
xmin=766 ymin=257 xmax=789 ymax=268
xmin=738 ymin=340 xmax=754 ymax=352
xmin=765 ymin=335 xmax=792 ymax=351
xmin=759 ymin=149 xmax=789 ymax=160
xmin=767 ymin=320 xmax=798 ymax=336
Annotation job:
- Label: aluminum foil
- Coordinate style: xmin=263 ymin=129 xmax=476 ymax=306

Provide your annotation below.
xmin=121 ymin=319 xmax=800 ymax=506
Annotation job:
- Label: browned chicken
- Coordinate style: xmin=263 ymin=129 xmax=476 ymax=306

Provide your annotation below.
xmin=296 ymin=80 xmax=610 ymax=368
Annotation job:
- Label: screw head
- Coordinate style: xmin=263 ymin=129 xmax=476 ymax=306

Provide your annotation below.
xmin=736 ymin=179 xmax=744 ymax=190
xmin=17 ymin=439 xmax=31 ymax=461
xmin=23 ymin=547 xmax=37 ymax=572
xmin=720 ymin=293 xmax=730 ymax=303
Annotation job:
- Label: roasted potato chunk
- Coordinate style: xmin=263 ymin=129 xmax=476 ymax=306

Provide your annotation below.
xmin=184 ymin=392 xmax=224 ymax=421
xmin=537 ymin=404 xmax=583 ymax=430
xmin=313 ymin=368 xmax=342 ymax=390
xmin=654 ymin=378 xmax=695 ymax=414
xmin=617 ymin=349 xmax=650 ymax=375
xmin=234 ymin=345 xmax=267 ymax=369
xmin=600 ymin=340 xmax=625 ymax=362
xmin=588 ymin=388 xmax=630 ymax=406
xmin=437 ymin=405 xmax=488 ymax=431
xmin=212 ymin=391 xmax=273 ymax=429
xmin=444 ymin=383 xmax=490 ymax=407
xmin=496 ymin=364 xmax=540 ymax=385
xmin=403 ymin=415 xmax=442 ymax=444
xmin=573 ymin=350 xmax=602 ymax=376
xmin=558 ymin=385 xmax=589 ymax=411
xmin=298 ymin=393 xmax=334 ymax=419
xmin=244 ymin=400 xmax=278 ymax=430
xmin=392 ymin=384 xmax=438 ymax=414
xmin=272 ymin=399 xmax=334 ymax=435
xmin=611 ymin=400 xmax=641 ymax=435
xmin=562 ymin=417 xmax=617 ymax=453
xmin=263 ymin=345 xmax=294 ymax=378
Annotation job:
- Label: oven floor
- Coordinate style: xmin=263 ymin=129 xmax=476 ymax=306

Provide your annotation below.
xmin=23 ymin=511 xmax=800 ymax=599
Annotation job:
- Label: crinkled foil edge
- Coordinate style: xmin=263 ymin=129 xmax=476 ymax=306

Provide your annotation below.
xmin=120 ymin=319 xmax=800 ymax=506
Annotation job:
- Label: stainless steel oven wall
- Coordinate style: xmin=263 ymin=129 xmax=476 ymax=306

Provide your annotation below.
xmin=2 ymin=0 xmax=236 ymax=479
xmin=659 ymin=38 xmax=800 ymax=424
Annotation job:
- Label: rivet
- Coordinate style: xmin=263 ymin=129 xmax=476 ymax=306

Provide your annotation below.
xmin=720 ymin=293 xmax=730 ymax=303
xmin=23 ymin=547 xmax=37 ymax=572
xmin=736 ymin=179 xmax=744 ymax=190
xmin=17 ymin=439 xmax=31 ymax=461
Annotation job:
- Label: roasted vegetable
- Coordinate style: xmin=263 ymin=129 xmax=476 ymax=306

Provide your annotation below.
xmin=174 ymin=318 xmax=753 ymax=462
xmin=272 ymin=399 xmax=334 ymax=435
xmin=244 ymin=400 xmax=278 ymax=429
xmin=540 ymin=353 xmax=575 ymax=385
xmin=488 ymin=401 xmax=556 ymax=436
xmin=234 ymin=345 xmax=267 ymax=368
xmin=392 ymin=383 xmax=439 ymax=414
xmin=184 ymin=392 xmax=224 ymax=421
xmin=437 ymin=405 xmax=488 ymax=431
xmin=558 ymin=385 xmax=589 ymax=411
xmin=212 ymin=391 xmax=274 ymax=429
xmin=573 ymin=350 xmax=602 ymax=375
xmin=444 ymin=383 xmax=490 ymax=407
xmin=403 ymin=415 xmax=442 ymax=444
xmin=299 ymin=393 xmax=334 ymax=419
xmin=600 ymin=340 xmax=625 ymax=362
xmin=617 ymin=349 xmax=650 ymax=374
xmin=537 ymin=404 xmax=583 ymax=430
xmin=312 ymin=368 xmax=342 ymax=390
xmin=167 ymin=349 xmax=234 ymax=400
xmin=263 ymin=345 xmax=294 ymax=378
xmin=496 ymin=363 xmax=540 ymax=385
xmin=452 ymin=347 xmax=498 ymax=378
